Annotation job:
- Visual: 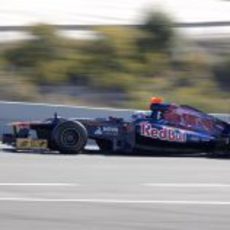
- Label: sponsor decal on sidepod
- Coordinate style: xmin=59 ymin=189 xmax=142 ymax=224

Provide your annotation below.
xmin=94 ymin=126 xmax=119 ymax=136
xmin=140 ymin=122 xmax=187 ymax=143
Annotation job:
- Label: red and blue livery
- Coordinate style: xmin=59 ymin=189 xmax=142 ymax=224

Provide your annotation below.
xmin=2 ymin=98 xmax=230 ymax=157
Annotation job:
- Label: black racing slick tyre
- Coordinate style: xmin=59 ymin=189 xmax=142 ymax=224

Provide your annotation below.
xmin=52 ymin=121 xmax=87 ymax=154
xmin=207 ymin=137 xmax=230 ymax=158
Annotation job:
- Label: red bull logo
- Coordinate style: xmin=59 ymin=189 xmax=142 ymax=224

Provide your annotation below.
xmin=140 ymin=122 xmax=187 ymax=143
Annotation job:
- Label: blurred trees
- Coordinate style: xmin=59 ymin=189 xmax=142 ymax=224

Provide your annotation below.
xmin=4 ymin=24 xmax=64 ymax=84
xmin=5 ymin=24 xmax=59 ymax=68
xmin=213 ymin=56 xmax=230 ymax=91
xmin=4 ymin=11 xmax=176 ymax=88
xmin=1 ymin=11 xmax=229 ymax=112
xmin=138 ymin=11 xmax=175 ymax=53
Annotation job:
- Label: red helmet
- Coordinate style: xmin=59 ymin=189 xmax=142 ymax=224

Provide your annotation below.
xmin=150 ymin=97 xmax=163 ymax=104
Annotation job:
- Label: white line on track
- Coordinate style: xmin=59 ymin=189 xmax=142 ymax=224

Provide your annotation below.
xmin=0 ymin=183 xmax=78 ymax=186
xmin=143 ymin=183 xmax=230 ymax=188
xmin=1 ymin=198 xmax=230 ymax=205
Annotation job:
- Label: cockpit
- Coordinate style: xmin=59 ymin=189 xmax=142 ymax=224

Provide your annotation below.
xmin=131 ymin=97 xmax=225 ymax=136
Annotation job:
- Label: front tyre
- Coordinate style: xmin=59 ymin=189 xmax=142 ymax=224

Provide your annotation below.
xmin=52 ymin=121 xmax=87 ymax=154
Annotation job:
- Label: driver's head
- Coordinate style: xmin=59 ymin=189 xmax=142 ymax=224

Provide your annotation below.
xmin=150 ymin=97 xmax=163 ymax=110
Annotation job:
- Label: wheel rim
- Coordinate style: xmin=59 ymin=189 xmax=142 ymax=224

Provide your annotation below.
xmin=61 ymin=128 xmax=79 ymax=147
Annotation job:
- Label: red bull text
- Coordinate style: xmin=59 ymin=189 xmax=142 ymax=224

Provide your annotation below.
xmin=140 ymin=122 xmax=187 ymax=143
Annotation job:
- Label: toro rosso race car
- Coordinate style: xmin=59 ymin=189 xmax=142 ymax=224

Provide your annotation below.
xmin=2 ymin=98 xmax=230 ymax=156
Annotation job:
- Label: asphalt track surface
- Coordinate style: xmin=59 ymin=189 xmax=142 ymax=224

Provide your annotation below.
xmin=0 ymin=145 xmax=230 ymax=230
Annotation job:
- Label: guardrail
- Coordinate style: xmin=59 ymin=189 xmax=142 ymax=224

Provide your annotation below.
xmin=1 ymin=22 xmax=230 ymax=31
xmin=0 ymin=101 xmax=229 ymax=135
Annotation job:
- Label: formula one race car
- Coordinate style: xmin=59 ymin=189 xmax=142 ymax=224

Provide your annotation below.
xmin=2 ymin=98 xmax=230 ymax=156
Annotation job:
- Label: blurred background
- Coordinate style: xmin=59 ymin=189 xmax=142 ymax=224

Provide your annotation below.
xmin=0 ymin=0 xmax=229 ymax=112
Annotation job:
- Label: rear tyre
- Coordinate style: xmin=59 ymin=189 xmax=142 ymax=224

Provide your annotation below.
xmin=207 ymin=138 xmax=230 ymax=158
xmin=52 ymin=121 xmax=87 ymax=154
